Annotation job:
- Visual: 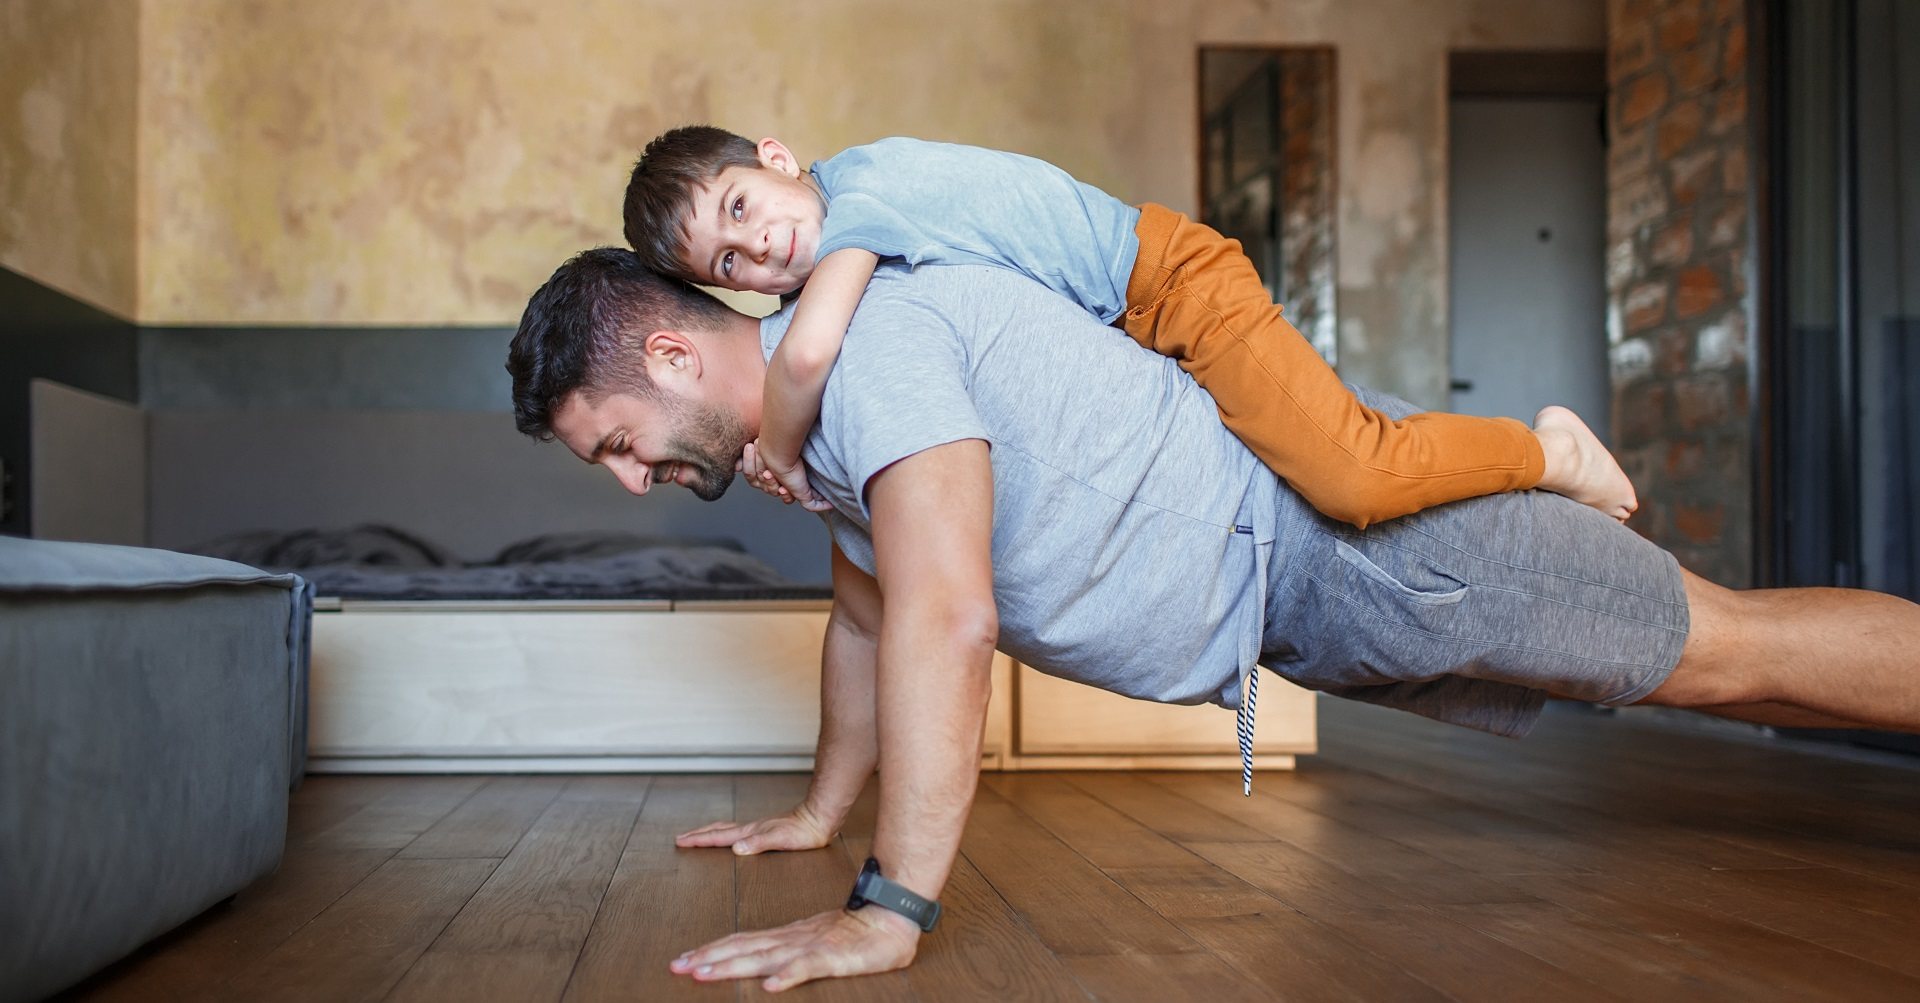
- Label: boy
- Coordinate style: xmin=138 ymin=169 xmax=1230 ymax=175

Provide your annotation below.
xmin=622 ymin=127 xmax=1634 ymax=526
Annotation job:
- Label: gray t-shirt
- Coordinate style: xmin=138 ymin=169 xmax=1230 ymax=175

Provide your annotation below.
xmin=760 ymin=264 xmax=1303 ymax=708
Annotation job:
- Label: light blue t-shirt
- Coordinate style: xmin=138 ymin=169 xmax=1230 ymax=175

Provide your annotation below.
xmin=760 ymin=263 xmax=1302 ymax=709
xmin=810 ymin=138 xmax=1142 ymax=325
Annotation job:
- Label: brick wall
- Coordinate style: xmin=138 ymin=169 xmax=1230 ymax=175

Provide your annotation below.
xmin=1606 ymin=0 xmax=1755 ymax=586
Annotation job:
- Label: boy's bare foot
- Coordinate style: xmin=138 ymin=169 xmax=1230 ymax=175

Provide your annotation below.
xmin=1532 ymin=405 xmax=1638 ymax=522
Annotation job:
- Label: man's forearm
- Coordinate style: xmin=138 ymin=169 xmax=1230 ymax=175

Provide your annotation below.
xmin=800 ymin=609 xmax=881 ymax=831
xmin=858 ymin=437 xmax=997 ymax=914
xmin=868 ymin=603 xmax=995 ymax=901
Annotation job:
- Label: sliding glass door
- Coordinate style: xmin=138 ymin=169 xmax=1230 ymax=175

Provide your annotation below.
xmin=1767 ymin=0 xmax=1920 ymax=600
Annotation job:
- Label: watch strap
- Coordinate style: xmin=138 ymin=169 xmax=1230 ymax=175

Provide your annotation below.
xmin=846 ymin=857 xmax=941 ymax=932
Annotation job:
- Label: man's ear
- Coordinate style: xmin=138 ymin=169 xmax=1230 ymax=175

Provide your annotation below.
xmin=643 ymin=329 xmax=702 ymax=386
xmin=756 ymin=137 xmax=801 ymax=178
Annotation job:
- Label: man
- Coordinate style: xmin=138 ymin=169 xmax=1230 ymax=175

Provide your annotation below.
xmin=506 ymin=248 xmax=1920 ymax=993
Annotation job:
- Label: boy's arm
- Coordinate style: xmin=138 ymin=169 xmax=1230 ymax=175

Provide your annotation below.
xmin=756 ymin=248 xmax=880 ymax=506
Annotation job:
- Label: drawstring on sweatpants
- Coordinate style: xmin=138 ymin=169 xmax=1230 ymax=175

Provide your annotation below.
xmin=1236 ymin=666 xmax=1259 ymax=796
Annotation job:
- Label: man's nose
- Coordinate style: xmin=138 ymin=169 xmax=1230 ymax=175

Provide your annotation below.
xmin=611 ymin=461 xmax=651 ymax=496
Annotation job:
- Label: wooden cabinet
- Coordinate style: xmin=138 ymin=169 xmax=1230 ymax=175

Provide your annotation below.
xmin=1000 ymin=664 xmax=1313 ymax=770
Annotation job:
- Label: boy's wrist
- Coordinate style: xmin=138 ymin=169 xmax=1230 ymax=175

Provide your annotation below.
xmin=760 ymin=446 xmax=802 ymax=473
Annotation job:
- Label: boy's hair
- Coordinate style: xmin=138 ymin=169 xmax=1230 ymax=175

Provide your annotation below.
xmin=506 ymin=247 xmax=735 ymax=441
xmin=623 ymin=125 xmax=762 ymax=278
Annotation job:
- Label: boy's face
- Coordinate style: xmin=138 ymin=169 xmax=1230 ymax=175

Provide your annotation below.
xmin=679 ymin=139 xmax=823 ymax=296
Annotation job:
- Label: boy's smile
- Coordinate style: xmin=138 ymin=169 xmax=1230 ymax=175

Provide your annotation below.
xmin=681 ymin=141 xmax=826 ymax=297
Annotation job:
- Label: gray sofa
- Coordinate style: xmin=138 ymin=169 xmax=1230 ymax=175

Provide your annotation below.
xmin=0 ymin=537 xmax=312 ymax=1002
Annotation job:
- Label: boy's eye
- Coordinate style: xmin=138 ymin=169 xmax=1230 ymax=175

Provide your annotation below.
xmin=721 ymin=251 xmax=735 ymax=278
xmin=731 ymin=196 xmax=744 ymax=221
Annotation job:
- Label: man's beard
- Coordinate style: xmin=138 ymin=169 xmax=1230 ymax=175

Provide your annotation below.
xmin=662 ymin=396 xmax=751 ymax=501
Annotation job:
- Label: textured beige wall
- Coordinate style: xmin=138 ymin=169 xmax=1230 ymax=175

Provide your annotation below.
xmin=135 ymin=0 xmax=1603 ymax=402
xmin=0 ymin=0 xmax=139 ymax=318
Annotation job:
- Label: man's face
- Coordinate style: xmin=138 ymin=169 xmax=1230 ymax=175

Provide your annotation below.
xmin=679 ymin=154 xmax=824 ymax=297
xmin=551 ymin=388 xmax=752 ymax=502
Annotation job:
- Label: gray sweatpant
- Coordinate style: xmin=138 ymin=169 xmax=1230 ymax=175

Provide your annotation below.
xmin=1259 ymin=389 xmax=1690 ymax=737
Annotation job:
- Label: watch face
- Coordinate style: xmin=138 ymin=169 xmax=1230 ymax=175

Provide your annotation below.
xmin=847 ymin=857 xmax=883 ymax=911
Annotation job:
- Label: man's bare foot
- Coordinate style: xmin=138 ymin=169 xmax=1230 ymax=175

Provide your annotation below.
xmin=1532 ymin=405 xmax=1638 ymax=522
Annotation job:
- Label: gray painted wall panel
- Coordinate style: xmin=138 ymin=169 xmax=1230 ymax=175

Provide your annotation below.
xmin=145 ymin=409 xmax=830 ymax=583
xmin=29 ymin=381 xmax=147 ymax=546
xmin=140 ymin=327 xmax=514 ymax=411
xmin=0 ymin=266 xmax=139 ymax=537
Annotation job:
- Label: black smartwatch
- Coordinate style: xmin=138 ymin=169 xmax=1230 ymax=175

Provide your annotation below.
xmin=845 ymin=857 xmax=941 ymax=932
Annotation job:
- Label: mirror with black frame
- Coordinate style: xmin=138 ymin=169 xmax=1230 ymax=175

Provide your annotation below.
xmin=1199 ymin=45 xmax=1338 ymax=365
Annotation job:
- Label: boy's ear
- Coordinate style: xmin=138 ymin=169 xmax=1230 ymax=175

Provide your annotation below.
xmin=756 ymin=137 xmax=801 ymax=178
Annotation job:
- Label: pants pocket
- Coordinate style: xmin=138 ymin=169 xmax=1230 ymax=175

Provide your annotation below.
xmin=1331 ymin=537 xmax=1469 ymax=606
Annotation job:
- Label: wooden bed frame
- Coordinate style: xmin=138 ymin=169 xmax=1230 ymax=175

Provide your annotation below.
xmin=308 ymin=597 xmax=1317 ymax=773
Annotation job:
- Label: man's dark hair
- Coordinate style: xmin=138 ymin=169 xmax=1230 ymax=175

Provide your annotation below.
xmin=622 ymin=125 xmax=762 ymax=278
xmin=506 ymin=247 xmax=735 ymax=440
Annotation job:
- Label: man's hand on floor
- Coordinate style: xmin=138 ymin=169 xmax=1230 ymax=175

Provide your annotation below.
xmin=674 ymin=802 xmax=835 ymax=855
xmin=669 ymin=905 xmax=920 ymax=992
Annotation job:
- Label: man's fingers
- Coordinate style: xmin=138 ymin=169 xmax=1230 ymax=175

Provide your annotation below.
xmin=675 ymin=922 xmax=815 ymax=976
xmin=672 ymin=910 xmax=903 ymax=989
xmin=731 ymin=825 xmax=799 ymax=854
xmin=682 ymin=827 xmax=783 ymax=854
xmin=677 ymin=930 xmax=780 ymax=968
xmin=672 ymin=818 xmax=737 ymax=841
xmin=676 ymin=814 xmax=822 ymax=852
xmin=694 ymin=943 xmax=811 ymax=982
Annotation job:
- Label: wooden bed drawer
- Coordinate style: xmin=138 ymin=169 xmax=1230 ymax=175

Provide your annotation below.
xmin=308 ymin=603 xmax=1017 ymax=773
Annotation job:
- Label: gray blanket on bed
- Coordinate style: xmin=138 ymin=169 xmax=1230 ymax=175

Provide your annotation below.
xmin=186 ymin=526 xmax=824 ymax=599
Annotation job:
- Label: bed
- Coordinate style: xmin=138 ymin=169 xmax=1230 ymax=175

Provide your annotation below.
xmin=189 ymin=523 xmax=1313 ymax=775
xmin=30 ymin=380 xmax=1314 ymax=776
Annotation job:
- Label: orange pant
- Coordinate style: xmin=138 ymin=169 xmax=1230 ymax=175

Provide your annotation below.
xmin=1120 ymin=203 xmax=1544 ymax=529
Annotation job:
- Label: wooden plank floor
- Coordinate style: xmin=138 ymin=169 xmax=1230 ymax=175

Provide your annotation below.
xmin=54 ymin=699 xmax=1920 ymax=1002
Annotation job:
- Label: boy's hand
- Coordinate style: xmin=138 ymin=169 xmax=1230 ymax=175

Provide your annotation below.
xmin=739 ymin=440 xmax=798 ymax=504
xmin=741 ymin=440 xmax=833 ymax=512
xmin=766 ymin=454 xmax=833 ymax=513
xmin=738 ymin=441 xmax=782 ymax=502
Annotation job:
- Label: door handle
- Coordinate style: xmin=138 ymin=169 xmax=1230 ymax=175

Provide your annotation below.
xmin=1450 ymin=379 xmax=1475 ymax=393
